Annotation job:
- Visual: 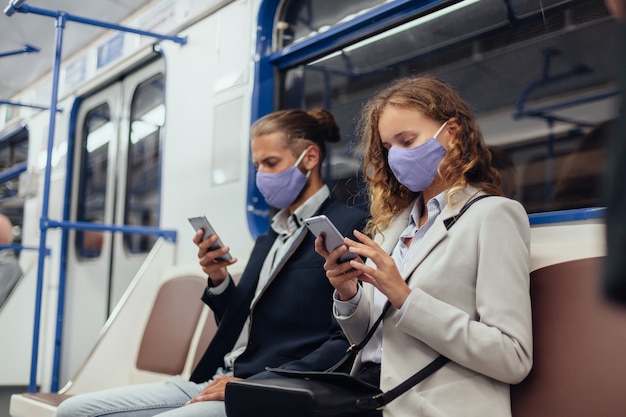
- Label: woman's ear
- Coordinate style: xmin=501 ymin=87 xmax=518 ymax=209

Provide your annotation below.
xmin=444 ymin=117 xmax=460 ymax=147
xmin=302 ymin=145 xmax=321 ymax=170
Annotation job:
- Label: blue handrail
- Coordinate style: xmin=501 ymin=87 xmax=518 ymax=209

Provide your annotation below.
xmin=0 ymin=243 xmax=49 ymax=254
xmin=3 ymin=0 xmax=187 ymax=393
xmin=46 ymin=220 xmax=177 ymax=241
xmin=0 ymin=43 xmax=39 ymax=58
xmin=5 ymin=1 xmax=187 ymax=44
xmin=0 ymin=43 xmax=50 ymax=112
xmin=0 ymin=99 xmax=62 ymax=112
xmin=0 ymin=161 xmax=26 ymax=183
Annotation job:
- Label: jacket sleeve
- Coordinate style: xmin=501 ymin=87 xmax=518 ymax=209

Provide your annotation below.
xmin=397 ymin=199 xmax=533 ymax=384
xmin=333 ymin=285 xmax=373 ymax=346
xmin=201 ymin=275 xmax=236 ymax=323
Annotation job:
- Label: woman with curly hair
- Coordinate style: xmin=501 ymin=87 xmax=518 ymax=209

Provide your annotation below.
xmin=315 ymin=75 xmax=532 ymax=417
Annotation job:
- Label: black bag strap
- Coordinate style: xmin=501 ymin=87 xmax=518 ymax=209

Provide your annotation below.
xmin=359 ymin=354 xmax=450 ymax=409
xmin=443 ymin=194 xmax=491 ymax=230
xmin=326 ymin=301 xmax=392 ymax=372
xmin=331 ymin=194 xmax=493 ymax=406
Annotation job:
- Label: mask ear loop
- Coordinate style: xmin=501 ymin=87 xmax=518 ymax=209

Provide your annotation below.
xmin=294 ymin=147 xmax=313 ymax=178
xmin=433 ymin=120 xmax=449 ymax=139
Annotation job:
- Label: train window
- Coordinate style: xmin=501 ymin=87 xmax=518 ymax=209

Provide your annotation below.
xmin=508 ymin=0 xmax=574 ymax=18
xmin=124 ymin=73 xmax=164 ymax=254
xmin=0 ymin=123 xmax=28 ymax=243
xmin=277 ymin=0 xmax=620 ymax=213
xmin=0 ymin=125 xmax=28 ymax=168
xmin=76 ymin=104 xmax=111 ymax=258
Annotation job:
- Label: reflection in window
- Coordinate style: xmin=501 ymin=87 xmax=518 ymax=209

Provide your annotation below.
xmin=0 ymin=127 xmax=28 ymax=174
xmin=277 ymin=0 xmax=388 ymax=48
xmin=550 ymin=124 xmax=608 ymax=210
xmin=77 ymin=104 xmax=111 ymax=258
xmin=0 ymin=124 xmax=28 ymax=244
xmin=124 ymin=74 xmax=164 ymax=253
xmin=278 ymin=0 xmax=619 ymax=213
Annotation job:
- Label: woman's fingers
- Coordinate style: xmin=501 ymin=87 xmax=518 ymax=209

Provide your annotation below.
xmin=344 ymin=231 xmax=385 ymax=262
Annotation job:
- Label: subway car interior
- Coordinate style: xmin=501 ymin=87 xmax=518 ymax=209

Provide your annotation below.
xmin=0 ymin=0 xmax=625 ymax=416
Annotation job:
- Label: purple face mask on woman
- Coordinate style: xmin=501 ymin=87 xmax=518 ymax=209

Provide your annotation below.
xmin=387 ymin=121 xmax=448 ymax=192
xmin=256 ymin=149 xmax=309 ymax=209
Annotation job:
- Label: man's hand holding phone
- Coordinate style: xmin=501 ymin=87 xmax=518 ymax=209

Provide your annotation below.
xmin=189 ymin=216 xmax=236 ymax=284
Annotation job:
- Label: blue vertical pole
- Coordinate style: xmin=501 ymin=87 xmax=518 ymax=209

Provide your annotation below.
xmin=29 ymin=12 xmax=66 ymax=393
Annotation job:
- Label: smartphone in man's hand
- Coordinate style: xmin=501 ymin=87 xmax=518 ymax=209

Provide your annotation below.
xmin=188 ymin=216 xmax=233 ymax=261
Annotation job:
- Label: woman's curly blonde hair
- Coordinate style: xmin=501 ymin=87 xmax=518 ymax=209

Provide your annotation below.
xmin=357 ymin=75 xmax=502 ymax=236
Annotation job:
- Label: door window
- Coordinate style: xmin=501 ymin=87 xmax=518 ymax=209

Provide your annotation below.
xmin=124 ymin=74 xmax=164 ymax=253
xmin=76 ymin=104 xmax=111 ymax=258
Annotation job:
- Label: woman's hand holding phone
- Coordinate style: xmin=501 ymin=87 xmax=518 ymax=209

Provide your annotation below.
xmin=313 ymin=232 xmax=363 ymax=301
xmin=314 ymin=227 xmax=411 ymax=308
xmin=335 ymin=230 xmax=411 ymax=310
xmin=303 ymin=215 xmax=360 ymax=300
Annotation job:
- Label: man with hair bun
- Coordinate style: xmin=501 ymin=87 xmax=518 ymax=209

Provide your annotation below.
xmin=55 ymin=109 xmax=368 ymax=417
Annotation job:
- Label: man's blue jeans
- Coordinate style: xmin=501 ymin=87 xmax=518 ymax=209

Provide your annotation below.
xmin=54 ymin=376 xmax=225 ymax=417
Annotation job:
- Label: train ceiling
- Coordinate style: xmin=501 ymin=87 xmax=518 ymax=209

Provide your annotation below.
xmin=0 ymin=0 xmax=152 ymax=101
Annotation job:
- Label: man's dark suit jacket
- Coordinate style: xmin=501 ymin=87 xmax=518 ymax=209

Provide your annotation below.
xmin=190 ymin=197 xmax=368 ymax=382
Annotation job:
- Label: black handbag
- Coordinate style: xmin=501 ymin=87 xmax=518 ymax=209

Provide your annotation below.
xmin=225 ymin=354 xmax=449 ymax=417
xmin=225 ymin=195 xmax=490 ymax=417
xmin=225 ymin=369 xmax=383 ymax=417
xmin=225 ymin=297 xmax=449 ymax=417
xmin=224 ymin=288 xmax=447 ymax=417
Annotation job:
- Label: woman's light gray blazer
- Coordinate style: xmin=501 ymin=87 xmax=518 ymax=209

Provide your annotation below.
xmin=335 ymin=186 xmax=532 ymax=417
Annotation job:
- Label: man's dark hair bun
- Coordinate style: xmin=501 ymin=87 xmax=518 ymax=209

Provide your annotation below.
xmin=308 ymin=108 xmax=341 ymax=143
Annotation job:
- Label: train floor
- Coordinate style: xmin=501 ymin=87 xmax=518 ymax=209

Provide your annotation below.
xmin=0 ymin=386 xmax=26 ymax=417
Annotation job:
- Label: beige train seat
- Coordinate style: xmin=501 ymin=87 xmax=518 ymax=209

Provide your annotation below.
xmin=134 ymin=275 xmax=208 ymax=375
xmin=511 ymin=257 xmax=626 ymax=417
xmin=9 ymin=265 xmax=219 ymax=417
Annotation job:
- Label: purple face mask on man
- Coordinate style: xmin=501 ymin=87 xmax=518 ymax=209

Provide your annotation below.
xmin=256 ymin=149 xmax=309 ymax=209
xmin=387 ymin=121 xmax=448 ymax=192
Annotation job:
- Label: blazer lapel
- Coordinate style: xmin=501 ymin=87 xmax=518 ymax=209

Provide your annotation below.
xmin=398 ymin=203 xmax=459 ymax=280
xmin=374 ymin=204 xmax=412 ymax=254
xmin=234 ymin=232 xmax=277 ymax=315
xmin=380 ymin=189 xmax=478 ymax=281
xmin=248 ymin=199 xmax=336 ymax=311
xmin=248 ymin=216 xmax=311 ymax=311
xmin=269 ymin=227 xmax=307 ymax=278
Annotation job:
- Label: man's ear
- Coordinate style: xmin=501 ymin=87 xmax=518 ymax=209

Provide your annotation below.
xmin=302 ymin=145 xmax=321 ymax=170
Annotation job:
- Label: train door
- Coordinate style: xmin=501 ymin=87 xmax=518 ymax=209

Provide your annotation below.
xmin=111 ymin=63 xmax=165 ymax=308
xmin=62 ymin=59 xmax=164 ymax=382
